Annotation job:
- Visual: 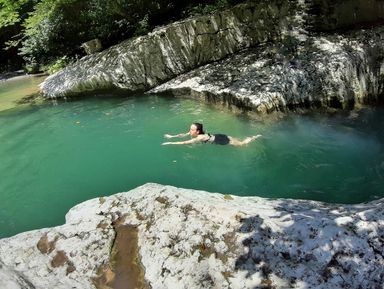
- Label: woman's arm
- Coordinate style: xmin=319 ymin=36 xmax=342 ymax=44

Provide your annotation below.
xmin=162 ymin=135 xmax=207 ymax=145
xmin=163 ymin=132 xmax=190 ymax=139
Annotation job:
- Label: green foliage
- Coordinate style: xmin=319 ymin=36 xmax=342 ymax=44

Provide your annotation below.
xmin=0 ymin=0 xmax=31 ymax=28
xmin=24 ymin=59 xmax=38 ymax=73
xmin=185 ymin=0 xmax=230 ymax=16
xmin=20 ymin=0 xmax=87 ymax=61
xmin=42 ymin=55 xmax=73 ymax=74
xmin=134 ymin=14 xmax=150 ymax=37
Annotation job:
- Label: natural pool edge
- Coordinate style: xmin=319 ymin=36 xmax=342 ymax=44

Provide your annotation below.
xmin=0 ymin=183 xmax=383 ymax=289
xmin=0 ymin=74 xmax=47 ymax=112
xmin=13 ymin=87 xmax=382 ymax=123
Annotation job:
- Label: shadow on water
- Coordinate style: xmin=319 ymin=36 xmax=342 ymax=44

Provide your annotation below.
xmin=234 ymin=198 xmax=384 ymax=288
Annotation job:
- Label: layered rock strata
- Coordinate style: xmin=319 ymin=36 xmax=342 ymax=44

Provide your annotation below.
xmin=41 ymin=1 xmax=290 ymax=98
xmin=150 ymin=27 xmax=384 ymax=113
xmin=0 ymin=183 xmax=383 ymax=289
xmin=40 ymin=0 xmax=384 ymax=112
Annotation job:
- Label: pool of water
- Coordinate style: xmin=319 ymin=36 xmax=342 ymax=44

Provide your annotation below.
xmin=0 ymin=75 xmax=46 ymax=112
xmin=1 ymin=82 xmax=384 ymax=238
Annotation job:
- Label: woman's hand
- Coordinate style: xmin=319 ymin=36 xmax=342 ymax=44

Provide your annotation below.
xmin=162 ymin=142 xmax=172 ymax=145
xmin=163 ymin=134 xmax=173 ymax=139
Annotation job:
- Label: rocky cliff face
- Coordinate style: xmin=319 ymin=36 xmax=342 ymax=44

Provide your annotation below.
xmin=151 ymin=27 xmax=384 ymax=113
xmin=0 ymin=183 xmax=383 ymax=289
xmin=40 ymin=0 xmax=384 ymax=112
xmin=41 ymin=1 xmax=291 ymax=98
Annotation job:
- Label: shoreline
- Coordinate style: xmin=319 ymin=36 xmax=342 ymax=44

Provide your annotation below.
xmin=0 ymin=72 xmax=47 ymax=82
xmin=0 ymin=73 xmax=47 ymax=112
xmin=0 ymin=70 xmax=27 ymax=81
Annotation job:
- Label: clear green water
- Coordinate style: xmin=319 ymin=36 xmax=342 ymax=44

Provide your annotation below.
xmin=1 ymin=81 xmax=384 ymax=238
xmin=0 ymin=75 xmax=46 ymax=111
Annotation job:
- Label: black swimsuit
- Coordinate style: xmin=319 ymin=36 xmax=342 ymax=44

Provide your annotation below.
xmin=206 ymin=133 xmax=230 ymax=145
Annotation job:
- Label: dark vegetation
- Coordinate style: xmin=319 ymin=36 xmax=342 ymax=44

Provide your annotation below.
xmin=0 ymin=0 xmax=243 ymax=74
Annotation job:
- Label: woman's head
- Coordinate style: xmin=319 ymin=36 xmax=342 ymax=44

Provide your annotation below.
xmin=190 ymin=122 xmax=205 ymax=136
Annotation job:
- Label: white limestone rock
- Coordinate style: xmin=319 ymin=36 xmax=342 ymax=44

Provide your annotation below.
xmin=0 ymin=183 xmax=383 ymax=289
xmin=150 ymin=27 xmax=384 ymax=113
xmin=41 ymin=1 xmax=285 ymax=99
xmin=40 ymin=0 xmax=384 ymax=113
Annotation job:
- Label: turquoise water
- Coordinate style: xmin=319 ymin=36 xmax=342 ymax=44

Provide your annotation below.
xmin=0 ymin=90 xmax=384 ymax=238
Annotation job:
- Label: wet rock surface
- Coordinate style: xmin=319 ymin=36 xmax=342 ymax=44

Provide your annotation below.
xmin=0 ymin=183 xmax=383 ymax=289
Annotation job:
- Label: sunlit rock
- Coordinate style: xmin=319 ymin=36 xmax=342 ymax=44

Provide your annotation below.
xmin=81 ymin=39 xmax=103 ymax=55
xmin=151 ymin=27 xmax=384 ymax=112
xmin=0 ymin=183 xmax=383 ymax=288
xmin=41 ymin=1 xmax=286 ymax=98
xmin=40 ymin=0 xmax=384 ymax=112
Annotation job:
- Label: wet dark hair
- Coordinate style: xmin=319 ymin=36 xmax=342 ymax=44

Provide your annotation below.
xmin=192 ymin=122 xmax=205 ymax=134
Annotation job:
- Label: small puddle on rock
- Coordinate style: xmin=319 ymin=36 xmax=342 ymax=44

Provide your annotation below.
xmin=93 ymin=224 xmax=148 ymax=289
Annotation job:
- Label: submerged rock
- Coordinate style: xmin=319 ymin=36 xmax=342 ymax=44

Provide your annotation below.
xmin=0 ymin=183 xmax=383 ymax=289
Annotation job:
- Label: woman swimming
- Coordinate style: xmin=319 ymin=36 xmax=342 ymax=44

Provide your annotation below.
xmin=162 ymin=122 xmax=261 ymax=146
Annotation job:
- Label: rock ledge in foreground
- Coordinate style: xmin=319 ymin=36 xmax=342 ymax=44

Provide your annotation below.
xmin=0 ymin=183 xmax=383 ymax=289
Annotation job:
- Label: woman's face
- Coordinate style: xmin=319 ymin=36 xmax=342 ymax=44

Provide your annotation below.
xmin=189 ymin=124 xmax=199 ymax=137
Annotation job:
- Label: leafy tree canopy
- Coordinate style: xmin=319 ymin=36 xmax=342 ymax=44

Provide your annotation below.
xmin=0 ymin=0 xmax=32 ymax=27
xmin=0 ymin=0 xmax=241 ymax=72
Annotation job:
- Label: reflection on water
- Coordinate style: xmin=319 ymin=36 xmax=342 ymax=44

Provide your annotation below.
xmin=0 ymin=77 xmax=383 ymax=238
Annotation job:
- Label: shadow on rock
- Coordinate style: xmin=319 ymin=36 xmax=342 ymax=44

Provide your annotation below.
xmin=234 ymin=199 xmax=384 ymax=288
